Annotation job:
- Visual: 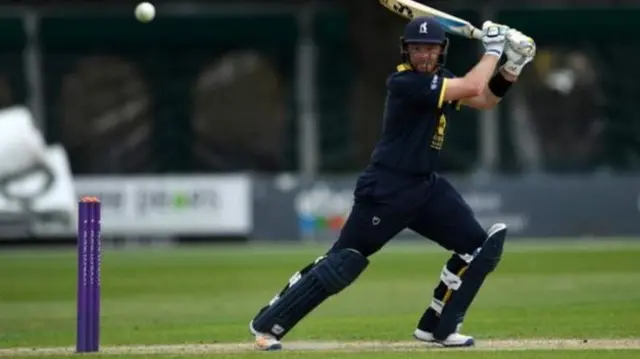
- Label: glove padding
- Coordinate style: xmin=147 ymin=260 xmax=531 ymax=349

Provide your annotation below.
xmin=501 ymin=29 xmax=536 ymax=77
xmin=481 ymin=21 xmax=508 ymax=58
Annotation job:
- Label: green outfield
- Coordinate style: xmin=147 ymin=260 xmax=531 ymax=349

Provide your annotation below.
xmin=0 ymin=240 xmax=639 ymax=358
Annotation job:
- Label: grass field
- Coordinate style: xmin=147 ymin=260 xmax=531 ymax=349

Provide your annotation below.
xmin=0 ymin=240 xmax=639 ymax=358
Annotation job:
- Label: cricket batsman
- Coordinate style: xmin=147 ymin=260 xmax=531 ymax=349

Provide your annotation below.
xmin=248 ymin=18 xmax=536 ymax=350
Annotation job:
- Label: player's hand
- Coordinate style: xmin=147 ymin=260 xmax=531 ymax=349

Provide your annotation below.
xmin=506 ymin=29 xmax=536 ymax=57
xmin=481 ymin=21 xmax=508 ymax=58
xmin=501 ymin=29 xmax=536 ymax=77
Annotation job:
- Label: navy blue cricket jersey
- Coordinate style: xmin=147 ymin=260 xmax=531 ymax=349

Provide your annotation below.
xmin=369 ymin=63 xmax=460 ymax=175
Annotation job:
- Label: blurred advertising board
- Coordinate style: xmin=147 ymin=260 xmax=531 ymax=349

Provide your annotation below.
xmin=251 ymin=175 xmax=640 ymax=241
xmin=74 ymin=174 xmax=252 ymax=236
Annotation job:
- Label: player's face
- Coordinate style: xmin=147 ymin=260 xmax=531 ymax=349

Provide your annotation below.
xmin=408 ymin=43 xmax=442 ymax=73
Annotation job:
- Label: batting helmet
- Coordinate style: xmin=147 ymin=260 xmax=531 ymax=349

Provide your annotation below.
xmin=400 ymin=17 xmax=449 ymax=68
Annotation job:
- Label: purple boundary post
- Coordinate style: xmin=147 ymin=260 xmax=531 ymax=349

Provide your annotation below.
xmin=93 ymin=200 xmax=101 ymax=351
xmin=89 ymin=200 xmax=101 ymax=351
xmin=77 ymin=197 xmax=101 ymax=353
xmin=76 ymin=200 xmax=88 ymax=352
xmin=97 ymin=200 xmax=102 ymax=350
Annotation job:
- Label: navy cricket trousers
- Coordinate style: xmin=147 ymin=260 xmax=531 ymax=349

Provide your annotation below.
xmin=329 ymin=167 xmax=487 ymax=258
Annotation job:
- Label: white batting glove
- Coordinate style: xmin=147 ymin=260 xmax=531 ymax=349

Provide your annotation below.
xmin=501 ymin=29 xmax=536 ymax=76
xmin=481 ymin=21 xmax=508 ymax=58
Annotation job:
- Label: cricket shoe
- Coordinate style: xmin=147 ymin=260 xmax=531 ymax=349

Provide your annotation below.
xmin=249 ymin=320 xmax=282 ymax=351
xmin=413 ymin=328 xmax=475 ymax=347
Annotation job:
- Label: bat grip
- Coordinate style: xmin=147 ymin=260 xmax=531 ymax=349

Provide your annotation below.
xmin=471 ymin=28 xmax=483 ymax=40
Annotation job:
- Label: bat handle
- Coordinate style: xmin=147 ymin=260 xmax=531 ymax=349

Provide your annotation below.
xmin=470 ymin=27 xmax=483 ymax=40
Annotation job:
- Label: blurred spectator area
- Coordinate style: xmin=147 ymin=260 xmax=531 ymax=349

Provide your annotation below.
xmin=0 ymin=1 xmax=638 ymax=174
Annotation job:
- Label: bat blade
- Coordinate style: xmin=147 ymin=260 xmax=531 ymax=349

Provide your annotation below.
xmin=379 ymin=0 xmax=482 ymax=40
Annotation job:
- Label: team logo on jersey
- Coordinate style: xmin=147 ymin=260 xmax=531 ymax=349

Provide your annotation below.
xmin=431 ymin=75 xmax=439 ymax=90
xmin=431 ymin=114 xmax=447 ymax=150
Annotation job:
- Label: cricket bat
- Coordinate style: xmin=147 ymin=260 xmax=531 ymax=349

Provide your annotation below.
xmin=379 ymin=0 xmax=482 ymax=40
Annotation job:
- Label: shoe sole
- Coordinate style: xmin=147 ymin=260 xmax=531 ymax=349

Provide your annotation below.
xmin=414 ymin=333 xmax=475 ymax=347
xmin=435 ymin=337 xmax=475 ymax=347
xmin=255 ymin=343 xmax=283 ymax=351
xmin=250 ymin=321 xmax=283 ymax=351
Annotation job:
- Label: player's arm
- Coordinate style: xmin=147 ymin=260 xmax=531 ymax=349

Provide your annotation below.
xmin=439 ymin=21 xmax=507 ymax=103
xmin=458 ymin=68 xmax=517 ymax=109
xmin=440 ymin=54 xmax=501 ymax=103
xmin=460 ymin=29 xmax=536 ymax=109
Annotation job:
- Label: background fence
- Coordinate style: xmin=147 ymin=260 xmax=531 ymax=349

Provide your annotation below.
xmin=0 ymin=0 xmax=639 ymax=244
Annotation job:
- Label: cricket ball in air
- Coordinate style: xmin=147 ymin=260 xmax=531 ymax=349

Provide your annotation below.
xmin=135 ymin=2 xmax=156 ymax=23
